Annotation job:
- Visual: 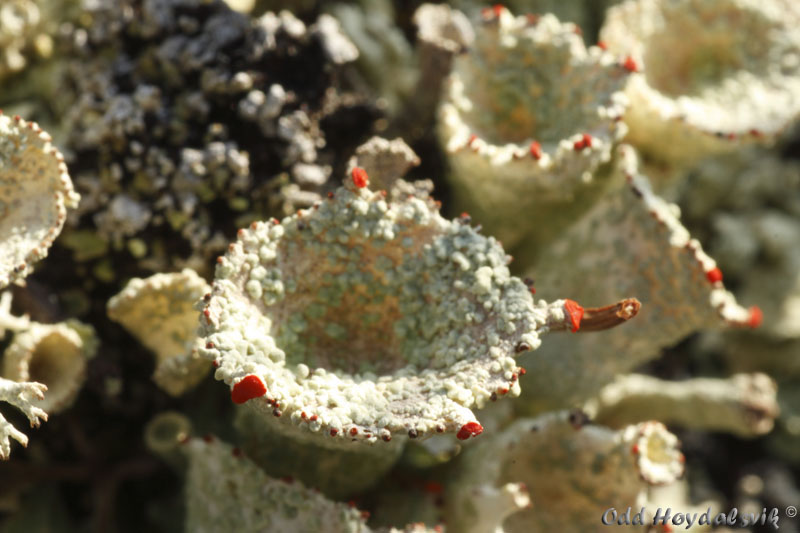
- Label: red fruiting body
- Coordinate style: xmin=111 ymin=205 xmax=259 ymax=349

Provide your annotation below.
xmin=212 ymin=361 xmax=219 ymax=368
xmin=482 ymin=4 xmax=504 ymax=18
xmin=706 ymin=266 xmax=723 ymax=284
xmin=747 ymin=306 xmax=763 ymax=329
xmin=631 ymin=443 xmax=639 ymax=454
xmin=573 ymin=134 xmax=592 ymax=151
xmin=499 ymin=387 xmax=509 ymax=395
xmin=519 ymin=367 xmax=527 ymax=375
xmin=529 ymin=141 xmax=542 ymax=159
xmin=310 ymin=415 xmax=318 ymax=421
xmin=231 ymin=375 xmax=267 ymax=404
xmin=351 ymin=167 xmax=369 ymax=188
xmin=349 ymin=427 xmax=358 ymax=436
xmin=330 ymin=428 xmax=339 ymax=437
xmin=597 ymin=40 xmax=608 ymax=50
xmin=564 ymin=299 xmax=584 ymax=332
xmin=424 ymin=481 xmax=444 ymax=494
xmin=468 ymin=133 xmax=477 ymax=146
xmin=456 ymin=421 xmax=484 ymax=440
xmin=622 ymin=55 xmax=638 ymax=72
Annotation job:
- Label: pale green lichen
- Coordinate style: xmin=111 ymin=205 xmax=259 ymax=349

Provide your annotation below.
xmin=438 ymin=8 xmax=631 ymax=252
xmin=446 ymin=412 xmax=684 ymax=533
xmin=601 ymin=0 xmax=800 ymax=165
xmin=518 ymin=145 xmax=756 ymax=413
xmin=183 ymin=435 xmax=371 ymax=533
xmin=108 ymin=269 xmax=212 ymax=396
xmin=2 ymin=320 xmax=96 ymax=414
xmin=0 ymin=112 xmax=79 ymax=289
xmin=199 ymin=174 xmax=586 ymax=444
xmin=585 ymin=373 xmax=779 ymax=437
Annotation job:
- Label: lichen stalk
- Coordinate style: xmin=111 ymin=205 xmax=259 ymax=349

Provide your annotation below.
xmin=586 ymin=373 xmax=780 ymax=437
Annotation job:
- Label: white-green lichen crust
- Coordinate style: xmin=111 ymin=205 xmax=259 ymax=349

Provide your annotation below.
xmin=518 ymin=145 xmax=753 ymax=413
xmin=601 ymin=0 xmax=800 ymax=164
xmin=108 ymin=269 xmax=212 ymax=396
xmin=446 ymin=413 xmax=683 ymax=533
xmin=200 ymin=183 xmax=556 ymax=441
xmin=183 ymin=436 xmax=369 ymax=533
xmin=0 ymin=113 xmax=79 ymax=289
xmin=438 ymin=9 xmax=630 ymax=249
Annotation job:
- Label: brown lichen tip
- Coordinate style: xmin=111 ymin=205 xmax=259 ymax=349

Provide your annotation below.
xmin=601 ymin=0 xmax=800 ymax=164
xmin=545 ymin=298 xmax=642 ymax=333
xmin=0 ymin=112 xmax=80 ymax=289
xmin=107 ymin=269 xmax=212 ymax=397
xmin=199 ymin=169 xmax=572 ymax=443
xmin=0 ymin=376 xmax=48 ymax=460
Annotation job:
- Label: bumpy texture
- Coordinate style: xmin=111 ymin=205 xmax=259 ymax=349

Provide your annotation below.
xmin=0 ymin=112 xmax=79 ymax=288
xmin=601 ymin=0 xmax=800 ymax=165
xmin=518 ymin=145 xmax=757 ymax=413
xmin=107 ymin=269 xmax=211 ymax=396
xmin=199 ymin=173 xmax=586 ymax=443
xmin=446 ymin=411 xmax=684 ymax=533
xmin=438 ymin=7 xmax=631 ymax=251
xmin=2 ymin=320 xmax=96 ymax=413
xmin=53 ymin=0 xmax=377 ymax=286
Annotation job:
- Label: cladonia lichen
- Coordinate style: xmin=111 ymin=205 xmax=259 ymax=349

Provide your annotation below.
xmin=199 ymin=168 xmax=636 ymax=445
xmin=0 ymin=112 xmax=79 ymax=288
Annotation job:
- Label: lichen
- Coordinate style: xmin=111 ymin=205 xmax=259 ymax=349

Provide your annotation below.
xmin=199 ymin=170 xmax=618 ymax=444
xmin=2 ymin=320 xmax=96 ymax=413
xmin=438 ymin=7 xmax=631 ymax=252
xmin=517 ymin=145 xmax=758 ymax=413
xmin=0 ymin=112 xmax=79 ymax=288
xmin=446 ymin=411 xmax=684 ymax=533
xmin=107 ymin=269 xmax=211 ymax=396
xmin=601 ymin=0 xmax=800 ymax=165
